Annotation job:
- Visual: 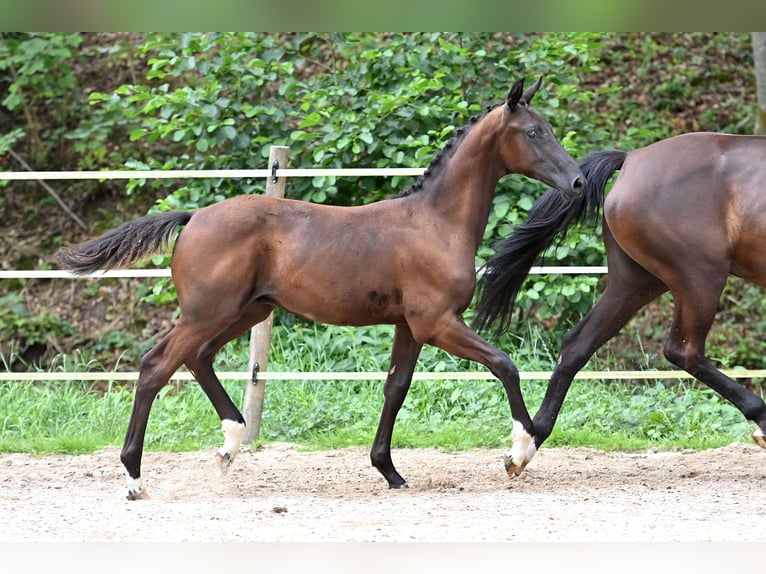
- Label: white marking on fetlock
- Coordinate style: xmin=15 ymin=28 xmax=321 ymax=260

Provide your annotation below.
xmin=753 ymin=427 xmax=766 ymax=448
xmin=217 ymin=419 xmax=246 ymax=463
xmin=510 ymin=419 xmax=534 ymax=467
xmin=125 ymin=473 xmax=147 ymax=500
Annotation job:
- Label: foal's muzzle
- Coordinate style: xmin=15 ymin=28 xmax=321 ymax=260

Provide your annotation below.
xmin=560 ymin=173 xmax=585 ymax=200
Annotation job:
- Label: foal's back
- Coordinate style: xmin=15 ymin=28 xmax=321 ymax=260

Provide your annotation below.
xmin=170 ymin=191 xmax=475 ymax=328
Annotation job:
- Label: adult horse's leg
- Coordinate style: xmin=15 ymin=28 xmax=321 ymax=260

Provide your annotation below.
xmin=370 ymin=324 xmax=423 ymax=488
xmin=661 ymin=270 xmax=766 ymax=447
xmin=531 ymin=228 xmax=667 ymax=455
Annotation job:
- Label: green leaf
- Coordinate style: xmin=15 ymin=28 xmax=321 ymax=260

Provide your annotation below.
xmin=219 ymin=125 xmax=237 ymax=140
xmin=299 ymin=112 xmax=324 ymax=129
xmin=129 ymin=128 xmax=146 ymax=141
xmin=359 ymin=131 xmax=374 ymax=145
xmin=518 ymin=196 xmax=534 ymax=211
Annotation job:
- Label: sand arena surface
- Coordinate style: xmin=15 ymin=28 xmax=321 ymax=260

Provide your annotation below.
xmin=1 ymin=441 xmax=764 ymax=543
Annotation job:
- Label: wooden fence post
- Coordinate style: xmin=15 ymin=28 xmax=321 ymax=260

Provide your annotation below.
xmin=241 ymin=145 xmax=289 ymax=444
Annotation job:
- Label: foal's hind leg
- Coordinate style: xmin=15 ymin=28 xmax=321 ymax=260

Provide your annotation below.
xmin=121 ymin=318 xmax=219 ymax=500
xmin=186 ymin=302 xmax=275 ymax=474
xmin=370 ymin=324 xmax=423 ymax=488
xmin=121 ymin=303 xmax=270 ymax=500
xmin=662 ymin=273 xmax=766 ymax=447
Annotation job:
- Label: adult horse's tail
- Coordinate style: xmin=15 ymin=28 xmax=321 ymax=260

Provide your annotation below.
xmin=472 ymin=149 xmax=627 ymax=336
xmin=56 ymin=211 xmax=193 ymax=275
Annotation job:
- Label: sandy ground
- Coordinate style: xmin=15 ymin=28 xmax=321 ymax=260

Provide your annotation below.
xmin=1 ymin=441 xmax=764 ymax=545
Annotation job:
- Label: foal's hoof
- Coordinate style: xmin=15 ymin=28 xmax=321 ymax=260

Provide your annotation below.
xmin=504 ymin=455 xmax=528 ymax=478
xmin=216 ymin=452 xmax=235 ymax=474
xmin=389 ymin=482 xmax=409 ymax=490
xmin=126 ymin=489 xmax=150 ymax=501
xmin=753 ymin=429 xmax=766 ymax=449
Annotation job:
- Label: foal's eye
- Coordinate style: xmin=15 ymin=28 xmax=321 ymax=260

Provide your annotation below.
xmin=526 ymin=128 xmax=538 ymax=139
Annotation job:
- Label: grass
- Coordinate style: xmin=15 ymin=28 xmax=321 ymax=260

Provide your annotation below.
xmin=0 ymin=321 xmax=759 ymax=456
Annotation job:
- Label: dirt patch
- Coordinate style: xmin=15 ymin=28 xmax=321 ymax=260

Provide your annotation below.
xmin=1 ymin=441 xmax=764 ymax=542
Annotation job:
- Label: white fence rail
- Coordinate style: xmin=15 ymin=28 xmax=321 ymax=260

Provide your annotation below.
xmin=1 ymin=369 xmax=763 ymax=383
xmin=0 ymin=265 xmax=608 ymax=280
xmin=0 ymin=167 xmax=426 ymax=181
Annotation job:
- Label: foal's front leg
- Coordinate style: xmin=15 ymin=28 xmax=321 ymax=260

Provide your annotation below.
xmin=370 ymin=324 xmax=423 ymax=488
xmin=427 ymin=314 xmax=535 ymax=477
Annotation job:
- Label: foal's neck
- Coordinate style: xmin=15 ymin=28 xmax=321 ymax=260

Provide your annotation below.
xmin=424 ymin=110 xmax=506 ymax=250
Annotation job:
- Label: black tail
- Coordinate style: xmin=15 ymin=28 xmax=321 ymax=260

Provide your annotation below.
xmin=472 ymin=149 xmax=627 ymax=336
xmin=56 ymin=211 xmax=193 ymax=275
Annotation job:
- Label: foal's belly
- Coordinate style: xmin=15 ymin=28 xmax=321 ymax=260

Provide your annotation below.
xmin=267 ymin=283 xmax=406 ymax=327
xmin=729 ymin=235 xmax=766 ymax=287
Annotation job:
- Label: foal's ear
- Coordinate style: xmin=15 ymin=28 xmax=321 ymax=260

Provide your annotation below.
xmin=522 ymin=75 xmax=543 ymax=105
xmin=507 ymin=76 xmax=544 ymax=111
xmin=507 ymin=78 xmax=525 ymax=111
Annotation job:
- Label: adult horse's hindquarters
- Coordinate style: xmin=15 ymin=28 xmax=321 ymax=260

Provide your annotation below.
xmin=474 ymin=131 xmax=766 ymax=472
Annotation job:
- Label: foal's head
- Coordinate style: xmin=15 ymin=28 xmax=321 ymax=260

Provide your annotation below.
xmin=495 ymin=77 xmax=584 ymax=199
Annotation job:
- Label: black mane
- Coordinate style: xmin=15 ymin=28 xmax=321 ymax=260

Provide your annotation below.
xmin=395 ymin=101 xmax=504 ymax=198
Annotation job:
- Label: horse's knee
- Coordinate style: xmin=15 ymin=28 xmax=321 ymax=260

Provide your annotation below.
xmin=383 ymin=376 xmax=410 ymax=399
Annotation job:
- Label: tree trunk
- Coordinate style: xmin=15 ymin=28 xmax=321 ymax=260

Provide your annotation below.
xmin=754 ymin=32 xmax=766 ymax=135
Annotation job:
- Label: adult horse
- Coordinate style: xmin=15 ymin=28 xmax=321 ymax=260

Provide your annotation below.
xmin=473 ymin=131 xmax=766 ymax=476
xmin=57 ymin=77 xmax=584 ymax=500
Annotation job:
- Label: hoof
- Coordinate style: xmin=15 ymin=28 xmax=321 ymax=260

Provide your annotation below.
xmin=125 ymin=475 xmax=149 ymax=500
xmin=753 ymin=429 xmax=766 ymax=449
xmin=388 ymin=482 xmax=409 ymax=490
xmin=504 ymin=455 xmax=528 ymax=478
xmin=126 ymin=489 xmax=150 ymax=501
xmin=216 ymin=451 xmax=235 ymax=474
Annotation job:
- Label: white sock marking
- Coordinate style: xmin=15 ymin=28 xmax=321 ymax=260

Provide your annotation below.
xmin=218 ymin=419 xmax=246 ymax=459
xmin=126 ymin=473 xmax=145 ymax=497
xmin=510 ymin=419 xmax=534 ymax=466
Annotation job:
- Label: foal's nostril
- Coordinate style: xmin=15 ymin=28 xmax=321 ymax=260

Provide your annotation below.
xmin=572 ymin=176 xmax=584 ymax=191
